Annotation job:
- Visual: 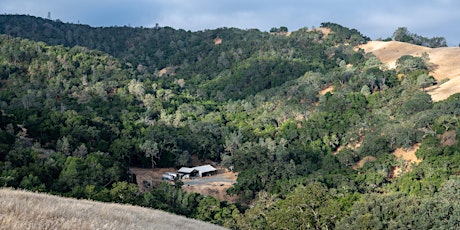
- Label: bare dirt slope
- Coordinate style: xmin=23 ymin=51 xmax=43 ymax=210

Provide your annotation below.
xmin=390 ymin=144 xmax=422 ymax=178
xmin=358 ymin=41 xmax=460 ymax=101
xmin=0 ymin=188 xmax=226 ymax=230
xmin=393 ymin=144 xmax=421 ymax=164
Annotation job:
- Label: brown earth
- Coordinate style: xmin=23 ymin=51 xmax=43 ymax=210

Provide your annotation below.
xmin=319 ymin=85 xmax=334 ymax=96
xmin=393 ymin=144 xmax=421 ymax=164
xmin=353 ymin=156 xmax=376 ymax=170
xmin=358 ymin=41 xmax=460 ymax=102
xmin=390 ymin=144 xmax=421 ymax=178
xmin=157 ymin=66 xmax=177 ymax=77
xmin=213 ymin=37 xmax=222 ymax=45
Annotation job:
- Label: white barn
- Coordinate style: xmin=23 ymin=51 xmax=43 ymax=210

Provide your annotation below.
xmin=178 ymin=165 xmax=217 ymax=178
xmin=193 ymin=165 xmax=217 ymax=177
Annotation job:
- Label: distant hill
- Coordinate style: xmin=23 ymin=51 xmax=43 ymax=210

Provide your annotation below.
xmin=0 ymin=188 xmax=226 ymax=230
xmin=359 ymin=41 xmax=460 ymax=101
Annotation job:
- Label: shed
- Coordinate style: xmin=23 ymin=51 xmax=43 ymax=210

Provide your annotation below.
xmin=193 ymin=165 xmax=217 ymax=177
xmin=178 ymin=167 xmax=198 ymax=179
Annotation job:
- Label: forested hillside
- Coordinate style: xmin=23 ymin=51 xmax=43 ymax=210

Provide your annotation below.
xmin=2 ymin=15 xmax=460 ymax=229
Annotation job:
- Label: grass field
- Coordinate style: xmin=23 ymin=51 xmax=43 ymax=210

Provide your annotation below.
xmin=0 ymin=188 xmax=226 ymax=230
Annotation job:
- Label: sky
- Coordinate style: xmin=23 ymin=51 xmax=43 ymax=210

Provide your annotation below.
xmin=1 ymin=0 xmax=459 ymax=46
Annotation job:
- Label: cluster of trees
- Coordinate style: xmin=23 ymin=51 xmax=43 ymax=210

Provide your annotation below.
xmin=269 ymin=26 xmax=288 ymax=33
xmin=1 ymin=14 xmax=460 ymax=229
xmin=392 ymin=27 xmax=447 ymax=48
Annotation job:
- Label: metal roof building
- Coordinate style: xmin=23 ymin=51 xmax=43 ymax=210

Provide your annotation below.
xmin=193 ymin=165 xmax=217 ymax=177
xmin=178 ymin=165 xmax=217 ymax=177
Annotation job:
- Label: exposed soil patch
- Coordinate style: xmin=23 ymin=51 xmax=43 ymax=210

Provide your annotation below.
xmin=390 ymin=144 xmax=421 ymax=178
xmin=319 ymin=85 xmax=334 ymax=96
xmin=393 ymin=144 xmax=421 ymax=164
xmin=213 ymin=37 xmax=222 ymax=45
xmin=353 ymin=156 xmax=376 ymax=170
xmin=333 ymin=146 xmax=343 ymax=156
xmin=157 ymin=66 xmax=177 ymax=77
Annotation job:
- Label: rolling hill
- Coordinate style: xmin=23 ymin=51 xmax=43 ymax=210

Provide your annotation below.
xmin=359 ymin=41 xmax=460 ymax=101
xmin=0 ymin=188 xmax=226 ymax=230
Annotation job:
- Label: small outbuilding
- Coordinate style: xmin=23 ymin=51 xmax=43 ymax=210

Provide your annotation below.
xmin=178 ymin=165 xmax=218 ymax=178
xmin=178 ymin=167 xmax=198 ymax=179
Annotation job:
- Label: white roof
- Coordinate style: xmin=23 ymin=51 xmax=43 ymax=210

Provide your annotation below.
xmin=178 ymin=167 xmax=196 ymax=173
xmin=193 ymin=165 xmax=217 ymax=173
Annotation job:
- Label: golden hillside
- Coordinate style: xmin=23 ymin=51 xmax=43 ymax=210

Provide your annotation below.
xmin=0 ymin=188 xmax=226 ymax=230
xmin=359 ymin=41 xmax=460 ymax=101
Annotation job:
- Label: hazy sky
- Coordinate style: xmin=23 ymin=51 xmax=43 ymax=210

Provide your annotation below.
xmin=1 ymin=0 xmax=459 ymax=45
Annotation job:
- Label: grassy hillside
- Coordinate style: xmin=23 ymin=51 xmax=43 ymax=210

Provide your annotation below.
xmin=359 ymin=41 xmax=460 ymax=101
xmin=0 ymin=188 xmax=226 ymax=230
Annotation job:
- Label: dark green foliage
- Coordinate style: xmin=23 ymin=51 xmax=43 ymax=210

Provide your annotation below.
xmin=205 ymin=57 xmax=310 ymax=100
xmin=320 ymin=22 xmax=371 ymax=45
xmin=392 ymin=27 xmax=447 ymax=48
xmin=338 ymin=189 xmax=460 ymax=229
xmin=270 ymin=27 xmax=288 ymax=33
xmin=396 ymin=55 xmax=428 ymax=73
xmin=265 ymin=182 xmax=344 ymax=229
xmin=400 ymin=91 xmax=432 ymax=115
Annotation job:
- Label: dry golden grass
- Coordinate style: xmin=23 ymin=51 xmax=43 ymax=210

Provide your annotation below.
xmin=358 ymin=41 xmax=460 ymax=102
xmin=0 ymin=188 xmax=226 ymax=230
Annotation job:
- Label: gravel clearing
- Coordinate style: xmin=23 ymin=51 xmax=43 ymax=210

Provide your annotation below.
xmin=183 ymin=173 xmax=236 ymax=186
